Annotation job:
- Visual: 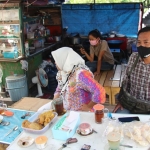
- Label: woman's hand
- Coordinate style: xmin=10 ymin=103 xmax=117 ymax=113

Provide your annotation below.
xmin=80 ymin=104 xmax=91 ymax=111
xmin=112 ymin=102 xmax=124 ymax=113
xmin=94 ymin=71 xmax=100 ymax=76
xmin=80 ymin=48 xmax=86 ymax=55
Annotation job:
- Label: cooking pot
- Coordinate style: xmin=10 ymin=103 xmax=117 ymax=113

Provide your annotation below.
xmin=71 ymin=37 xmax=80 ymax=45
xmin=69 ymin=33 xmax=81 ymax=45
xmin=107 ymin=40 xmax=123 ymax=48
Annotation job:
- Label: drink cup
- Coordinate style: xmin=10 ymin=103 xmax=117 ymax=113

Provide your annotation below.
xmin=52 ymin=97 xmax=64 ymax=116
xmin=93 ymin=104 xmax=109 ymax=124
xmin=0 ymin=103 xmax=7 ymax=114
xmin=78 ymin=123 xmax=92 ymax=135
xmin=107 ymin=132 xmax=121 ymax=150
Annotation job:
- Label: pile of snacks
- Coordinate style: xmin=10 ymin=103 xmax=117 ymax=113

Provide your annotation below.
xmin=104 ymin=120 xmax=150 ymax=147
xmin=22 ymin=110 xmax=55 ymax=130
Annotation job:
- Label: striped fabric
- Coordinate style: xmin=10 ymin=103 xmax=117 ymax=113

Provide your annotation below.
xmin=123 ymin=52 xmax=150 ymax=101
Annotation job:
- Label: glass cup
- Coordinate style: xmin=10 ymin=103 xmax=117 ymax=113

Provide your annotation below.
xmin=93 ymin=104 xmax=109 ymax=124
xmin=52 ymin=97 xmax=64 ymax=116
xmin=0 ymin=102 xmax=7 ymax=114
xmin=107 ymin=132 xmax=121 ymax=150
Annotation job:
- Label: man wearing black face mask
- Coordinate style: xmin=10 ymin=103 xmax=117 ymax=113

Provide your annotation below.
xmin=113 ymin=26 xmax=150 ymax=114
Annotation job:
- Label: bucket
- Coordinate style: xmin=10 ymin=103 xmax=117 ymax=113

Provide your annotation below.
xmin=5 ymin=75 xmax=28 ymax=101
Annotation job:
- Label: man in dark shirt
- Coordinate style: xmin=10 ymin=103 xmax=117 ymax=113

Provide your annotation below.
xmin=113 ymin=26 xmax=150 ymax=114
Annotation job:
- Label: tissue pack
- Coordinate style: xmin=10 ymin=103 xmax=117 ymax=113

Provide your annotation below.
xmin=51 ymin=111 xmax=80 ymax=141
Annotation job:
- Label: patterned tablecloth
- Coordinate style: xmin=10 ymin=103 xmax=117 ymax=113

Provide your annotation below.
xmin=0 ymin=108 xmax=34 ymax=144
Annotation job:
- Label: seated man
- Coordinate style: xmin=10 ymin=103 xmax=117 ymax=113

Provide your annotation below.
xmin=113 ymin=26 xmax=150 ymax=114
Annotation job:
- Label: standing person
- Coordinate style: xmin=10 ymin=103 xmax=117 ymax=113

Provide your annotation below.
xmin=80 ymin=29 xmax=114 ymax=76
xmin=113 ymin=26 xmax=150 ymax=114
xmin=51 ymin=47 xmax=106 ymax=111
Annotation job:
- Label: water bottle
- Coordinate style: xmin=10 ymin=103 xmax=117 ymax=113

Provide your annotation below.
xmin=13 ymin=44 xmax=18 ymax=58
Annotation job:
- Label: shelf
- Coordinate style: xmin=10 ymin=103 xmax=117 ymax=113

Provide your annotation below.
xmin=26 ymin=4 xmax=61 ymax=8
xmin=27 ymin=41 xmax=62 ymax=58
xmin=0 ymin=56 xmax=25 ymax=62
xmin=0 ymin=37 xmax=20 ymax=39
xmin=23 ymin=16 xmax=42 ymax=22
xmin=26 ymin=36 xmax=46 ymax=41
xmin=44 ymin=24 xmax=61 ymax=26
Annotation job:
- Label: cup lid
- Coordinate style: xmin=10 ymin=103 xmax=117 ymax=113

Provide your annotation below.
xmin=35 ymin=136 xmax=48 ymax=144
xmin=93 ymin=104 xmax=104 ymax=111
xmin=107 ymin=132 xmax=121 ymax=141
xmin=79 ymin=123 xmax=91 ymax=130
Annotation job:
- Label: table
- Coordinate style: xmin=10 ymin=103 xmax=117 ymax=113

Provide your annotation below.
xmin=0 ymin=108 xmax=34 ymax=144
xmin=6 ymin=112 xmax=150 ymax=150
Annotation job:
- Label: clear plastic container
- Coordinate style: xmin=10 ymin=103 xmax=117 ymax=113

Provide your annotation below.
xmin=22 ymin=110 xmax=57 ymax=134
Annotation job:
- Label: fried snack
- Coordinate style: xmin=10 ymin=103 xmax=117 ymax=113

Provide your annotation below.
xmin=22 ymin=111 xmax=55 ymax=131
xmin=38 ymin=111 xmax=55 ymax=126
xmin=22 ymin=120 xmax=31 ymax=128
xmin=22 ymin=120 xmax=43 ymax=130
xmin=38 ymin=114 xmax=45 ymax=125
xmin=28 ymin=122 xmax=43 ymax=130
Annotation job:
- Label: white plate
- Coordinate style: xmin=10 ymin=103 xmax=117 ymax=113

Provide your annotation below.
xmin=76 ymin=127 xmax=93 ymax=136
xmin=17 ymin=136 xmax=34 ymax=148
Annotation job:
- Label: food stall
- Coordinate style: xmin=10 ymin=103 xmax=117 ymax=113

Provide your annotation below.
xmin=0 ymin=1 xmax=63 ymax=93
xmin=61 ymin=3 xmax=142 ymax=61
xmin=0 ymin=2 xmax=142 ymax=95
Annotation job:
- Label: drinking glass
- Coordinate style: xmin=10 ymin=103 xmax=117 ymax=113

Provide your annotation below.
xmin=52 ymin=97 xmax=64 ymax=116
xmin=107 ymin=131 xmax=121 ymax=150
xmin=0 ymin=102 xmax=7 ymax=114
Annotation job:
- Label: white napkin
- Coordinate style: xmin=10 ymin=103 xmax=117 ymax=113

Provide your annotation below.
xmin=60 ymin=111 xmax=80 ymax=132
xmin=37 ymin=101 xmax=53 ymax=112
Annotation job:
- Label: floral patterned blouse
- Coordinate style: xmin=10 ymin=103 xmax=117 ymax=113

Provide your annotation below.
xmin=54 ymin=68 xmax=106 ymax=111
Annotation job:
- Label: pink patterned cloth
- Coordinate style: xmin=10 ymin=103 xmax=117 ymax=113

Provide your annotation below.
xmin=54 ymin=69 xmax=106 ymax=111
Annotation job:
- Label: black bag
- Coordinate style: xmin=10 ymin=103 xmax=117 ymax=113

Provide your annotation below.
xmin=118 ymin=55 xmax=150 ymax=114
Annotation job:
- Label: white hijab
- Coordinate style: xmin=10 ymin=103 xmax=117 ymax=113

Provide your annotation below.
xmin=51 ymin=47 xmax=85 ymax=87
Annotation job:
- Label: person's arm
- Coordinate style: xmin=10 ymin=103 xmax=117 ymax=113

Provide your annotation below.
xmin=94 ymin=50 xmax=105 ymax=76
xmin=78 ymin=71 xmax=106 ymax=111
xmin=80 ymin=47 xmax=94 ymax=62
xmin=53 ymin=86 xmax=61 ymax=99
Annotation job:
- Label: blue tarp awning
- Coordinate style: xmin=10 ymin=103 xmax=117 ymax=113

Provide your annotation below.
xmin=62 ymin=3 xmax=142 ymax=38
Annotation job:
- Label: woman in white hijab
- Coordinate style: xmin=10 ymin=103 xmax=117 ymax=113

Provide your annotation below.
xmin=51 ymin=47 xmax=106 ymax=111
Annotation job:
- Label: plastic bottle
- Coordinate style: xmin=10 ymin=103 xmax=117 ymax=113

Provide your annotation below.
xmin=25 ymin=41 xmax=29 ymax=57
xmin=13 ymin=43 xmax=18 ymax=58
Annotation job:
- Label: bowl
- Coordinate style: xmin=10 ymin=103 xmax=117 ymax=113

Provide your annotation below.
xmin=0 ymin=115 xmax=3 ymax=123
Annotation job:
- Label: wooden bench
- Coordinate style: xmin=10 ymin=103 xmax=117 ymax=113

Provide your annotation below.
xmin=94 ymin=65 xmax=124 ymax=105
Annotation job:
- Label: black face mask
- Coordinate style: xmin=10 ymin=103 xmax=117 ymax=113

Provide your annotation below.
xmin=137 ymin=46 xmax=150 ymax=58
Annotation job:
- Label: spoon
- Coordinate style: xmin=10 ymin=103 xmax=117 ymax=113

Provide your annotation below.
xmin=5 ymin=126 xmax=18 ymax=137
xmin=0 ymin=121 xmax=10 ymax=126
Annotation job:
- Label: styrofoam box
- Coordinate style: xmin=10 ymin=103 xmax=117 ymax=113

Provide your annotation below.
xmin=51 ymin=113 xmax=80 ymax=141
xmin=3 ymin=51 xmax=18 ymax=58
xmin=22 ymin=109 xmax=58 ymax=134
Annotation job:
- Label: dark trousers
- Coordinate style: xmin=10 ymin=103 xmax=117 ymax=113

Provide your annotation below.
xmin=86 ymin=61 xmax=114 ymax=73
